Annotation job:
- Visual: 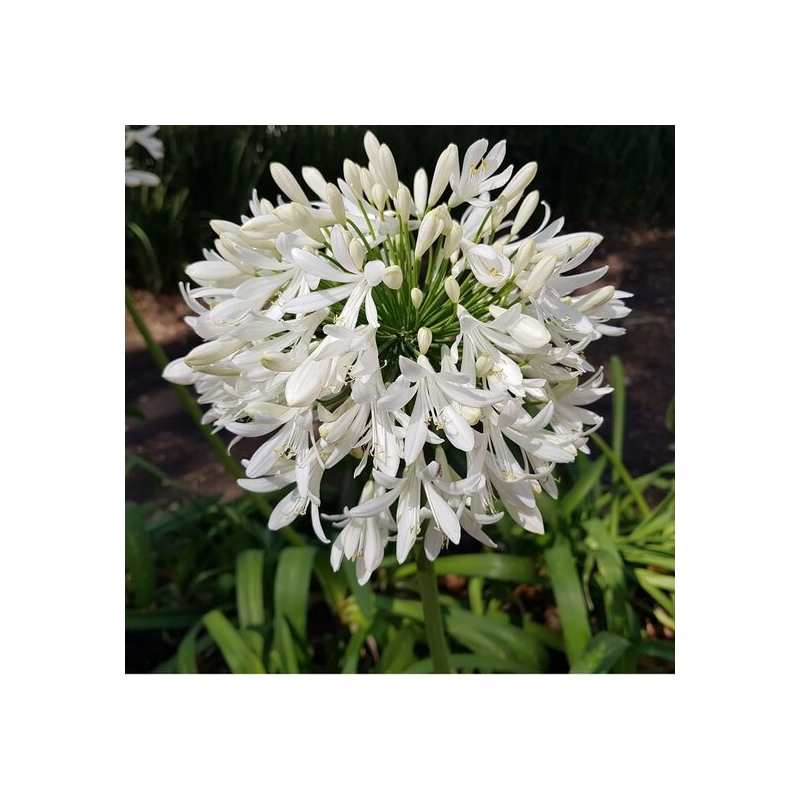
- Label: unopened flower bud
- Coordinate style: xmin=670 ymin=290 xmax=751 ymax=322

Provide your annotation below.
xmin=185 ymin=339 xmax=243 ymax=366
xmin=571 ymin=285 xmax=616 ymax=313
xmin=504 ymin=162 xmax=538 ymax=201
xmin=371 ymin=183 xmax=387 ymax=211
xmin=511 ymin=191 xmax=540 ymax=237
xmin=417 ymin=327 xmax=433 ymax=356
xmin=475 ymin=353 xmax=493 ymax=378
xmin=429 ymin=144 xmax=457 ymax=207
xmin=301 ymin=166 xmax=327 ymax=200
xmin=383 ymin=265 xmax=403 ymax=290
xmin=270 ymin=162 xmax=310 ymax=206
xmin=343 ymin=159 xmax=362 ymax=194
xmin=443 ymin=223 xmax=463 ymax=258
xmin=492 ymin=196 xmax=508 ymax=228
xmin=521 ymin=254 xmax=558 ymax=298
xmin=293 ymin=204 xmax=326 ymax=244
xmin=326 ymin=183 xmax=347 ymax=225
xmin=435 ymin=205 xmax=453 ymax=234
xmin=379 ymin=144 xmax=399 ymax=196
xmin=411 ymin=287 xmax=424 ymax=308
xmin=349 ymin=238 xmax=365 ymax=270
xmin=414 ymin=168 xmax=428 ymax=215
xmin=415 ymin=213 xmax=444 ymax=260
xmin=513 ymin=240 xmax=537 ymax=275
xmin=444 ymin=275 xmax=460 ymax=303
xmin=360 ymin=166 xmax=375 ymax=197
xmin=395 ymin=184 xmax=412 ymax=223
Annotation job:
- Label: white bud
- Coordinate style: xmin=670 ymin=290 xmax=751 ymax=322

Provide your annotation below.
xmin=379 ymin=144 xmax=399 ymax=196
xmin=293 ymin=204 xmax=326 ymax=244
xmin=444 ymin=275 xmax=461 ymax=303
xmin=504 ymin=162 xmax=538 ymax=201
xmin=301 ymin=166 xmax=327 ymax=200
xmin=491 ymin=196 xmax=508 ymax=228
xmin=414 ymin=213 xmax=444 ymax=260
xmin=511 ymin=191 xmax=540 ymax=237
xmin=349 ymin=238 xmax=365 ymax=270
xmin=371 ymin=183 xmax=387 ymax=211
xmin=475 ymin=354 xmax=493 ymax=378
xmin=429 ymin=144 xmax=457 ymax=207
xmin=270 ymin=162 xmax=309 ymax=206
xmin=435 ymin=205 xmax=453 ymax=234
xmin=360 ymin=166 xmax=375 ymax=197
xmin=383 ymin=265 xmax=403 ymax=290
xmin=413 ymin=168 xmax=428 ymax=215
xmin=513 ymin=240 xmax=537 ymax=275
xmin=343 ymin=159 xmax=362 ymax=194
xmin=274 ymin=203 xmax=301 ymax=229
xmin=363 ymin=130 xmax=380 ymax=163
xmin=521 ymin=254 xmax=558 ymax=298
xmin=417 ymin=327 xmax=433 ymax=356
xmin=443 ymin=222 xmax=463 ymax=259
xmin=185 ymin=339 xmax=243 ymax=366
xmin=411 ymin=288 xmax=424 ymax=308
xmin=571 ymin=285 xmax=616 ymax=313
xmin=396 ymin=184 xmax=412 ymax=223
xmin=326 ymin=183 xmax=347 ymax=225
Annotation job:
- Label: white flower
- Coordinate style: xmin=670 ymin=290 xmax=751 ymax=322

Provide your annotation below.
xmin=165 ymin=131 xmax=631 ymax=580
xmin=125 ymin=125 xmax=163 ymax=187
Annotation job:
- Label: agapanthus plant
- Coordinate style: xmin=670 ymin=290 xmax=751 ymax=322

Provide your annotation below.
xmin=165 ymin=132 xmax=631 ymax=587
xmin=125 ymin=125 xmax=163 ymax=187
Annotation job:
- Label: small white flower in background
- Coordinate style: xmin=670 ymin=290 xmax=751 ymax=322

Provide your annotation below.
xmin=125 ymin=125 xmax=163 ymax=187
xmin=165 ymin=131 xmax=632 ymax=584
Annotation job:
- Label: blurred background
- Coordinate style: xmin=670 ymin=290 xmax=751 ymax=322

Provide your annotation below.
xmin=125 ymin=125 xmax=674 ymax=674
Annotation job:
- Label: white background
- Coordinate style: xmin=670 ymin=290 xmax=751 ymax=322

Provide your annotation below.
xmin=1 ymin=1 xmax=797 ymax=797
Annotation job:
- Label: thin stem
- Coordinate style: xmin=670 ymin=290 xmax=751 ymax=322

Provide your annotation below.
xmin=125 ymin=286 xmax=304 ymax=547
xmin=415 ymin=545 xmax=451 ymax=673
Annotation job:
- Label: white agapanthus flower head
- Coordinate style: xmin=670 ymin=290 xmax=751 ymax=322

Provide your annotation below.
xmin=164 ymin=131 xmax=632 ymax=585
xmin=125 ymin=125 xmax=164 ymax=187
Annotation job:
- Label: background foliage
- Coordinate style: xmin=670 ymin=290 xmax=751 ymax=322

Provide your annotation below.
xmin=126 ymin=125 xmax=675 ymax=291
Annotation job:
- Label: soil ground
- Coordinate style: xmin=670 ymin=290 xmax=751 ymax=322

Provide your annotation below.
xmin=125 ymin=224 xmax=675 ymax=499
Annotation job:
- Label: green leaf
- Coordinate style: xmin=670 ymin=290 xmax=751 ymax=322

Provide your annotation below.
xmin=559 ymin=456 xmax=608 ymax=518
xmin=273 ymin=547 xmax=316 ymax=639
xmin=404 ymin=654 xmax=535 ymax=674
xmin=342 ymin=560 xmax=377 ymax=621
xmin=125 ymin=502 xmax=155 ymax=609
xmin=544 ymin=536 xmax=592 ymax=667
xmin=202 ymin=610 xmax=265 ymax=674
xmin=236 ymin=549 xmax=265 ymax=656
xmin=177 ymin=621 xmax=204 ymax=674
xmin=569 ymin=632 xmax=631 ymax=674
xmin=444 ymin=607 xmax=548 ymax=672
xmin=394 ymin=553 xmax=538 ymax=583
xmin=378 ymin=625 xmax=417 ymax=674
xmin=272 ymin=615 xmax=300 ymax=674
xmin=125 ymin=608 xmax=205 ymax=631
xmin=468 ymin=577 xmax=485 ymax=616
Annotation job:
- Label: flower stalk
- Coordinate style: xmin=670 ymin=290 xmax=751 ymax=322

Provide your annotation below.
xmin=415 ymin=545 xmax=451 ymax=674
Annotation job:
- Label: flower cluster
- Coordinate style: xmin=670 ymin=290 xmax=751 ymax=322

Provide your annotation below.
xmin=125 ymin=125 xmax=163 ymax=187
xmin=165 ymin=132 xmax=631 ymax=584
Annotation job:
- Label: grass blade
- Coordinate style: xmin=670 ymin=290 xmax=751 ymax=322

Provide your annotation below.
xmin=236 ymin=549 xmax=265 ymax=656
xmin=125 ymin=502 xmax=155 ymax=609
xmin=544 ymin=536 xmax=592 ymax=667
xmin=569 ymin=632 xmax=631 ymax=674
xmin=394 ymin=554 xmax=538 ymax=583
xmin=202 ymin=609 xmax=266 ymax=674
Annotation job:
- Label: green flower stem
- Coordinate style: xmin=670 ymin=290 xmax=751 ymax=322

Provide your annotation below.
xmin=415 ymin=545 xmax=451 ymax=674
xmin=125 ymin=286 xmax=304 ymax=547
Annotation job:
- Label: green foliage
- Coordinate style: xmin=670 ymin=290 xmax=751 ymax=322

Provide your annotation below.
xmin=125 ymin=125 xmax=675 ymax=291
xmin=126 ymin=359 xmax=675 ymax=674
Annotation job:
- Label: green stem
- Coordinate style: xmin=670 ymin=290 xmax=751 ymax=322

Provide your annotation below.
xmin=415 ymin=545 xmax=451 ymax=673
xmin=125 ymin=286 xmax=304 ymax=547
xmin=589 ymin=433 xmax=651 ymax=518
